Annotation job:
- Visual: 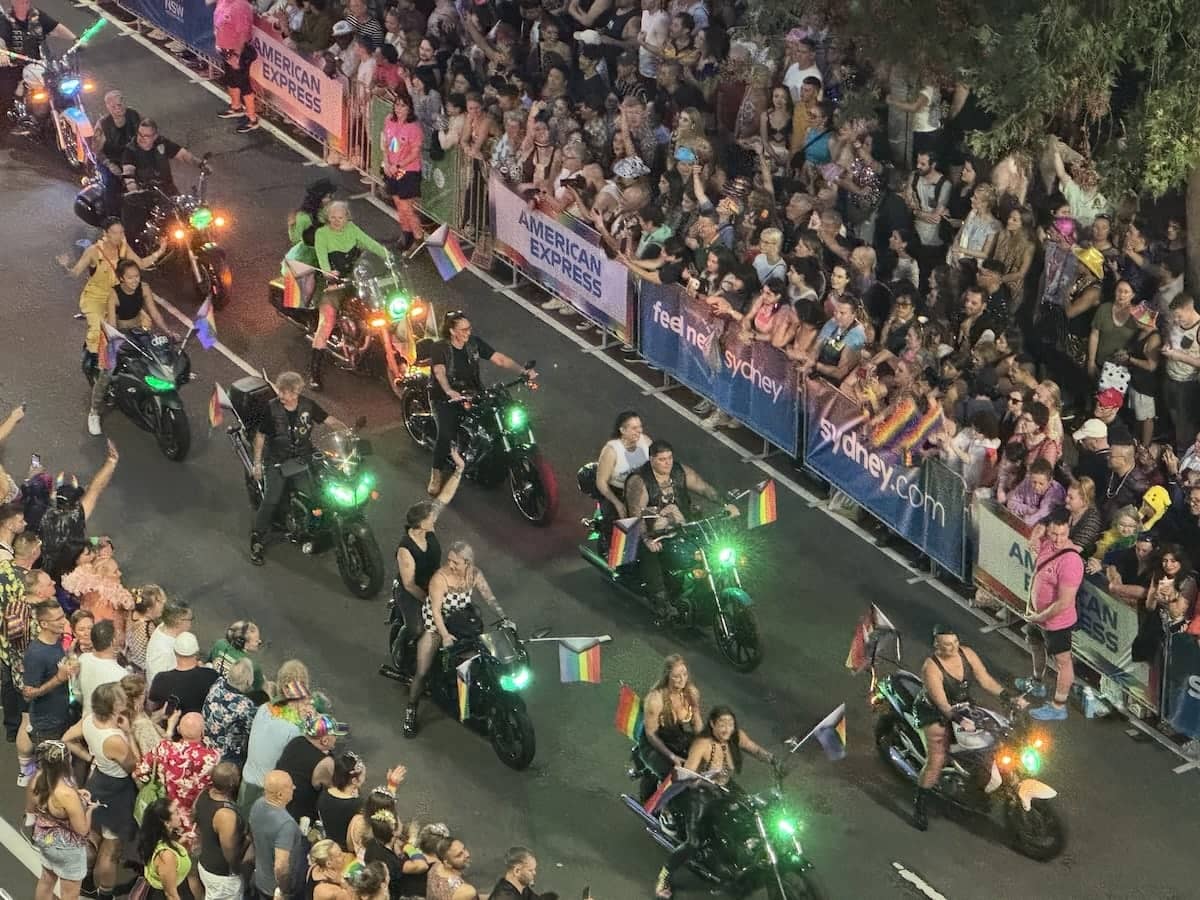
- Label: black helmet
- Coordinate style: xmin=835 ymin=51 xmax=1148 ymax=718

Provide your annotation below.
xmin=53 ymin=472 xmax=85 ymax=507
xmin=931 ymin=623 xmax=957 ymax=640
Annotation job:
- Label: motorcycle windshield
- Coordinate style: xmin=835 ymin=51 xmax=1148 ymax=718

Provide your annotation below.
xmin=351 ymin=254 xmax=399 ymax=309
xmin=315 ymin=429 xmax=361 ymax=471
xmin=478 ymin=628 xmax=519 ymax=663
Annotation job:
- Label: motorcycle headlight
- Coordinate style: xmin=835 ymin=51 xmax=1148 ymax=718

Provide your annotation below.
xmin=323 ymin=480 xmax=356 ymax=507
xmin=499 ymin=667 xmax=532 ymax=691
xmin=387 ymin=291 xmax=411 ymax=320
xmin=504 ymin=404 xmax=528 ymax=432
xmin=774 ymin=816 xmax=798 ymax=837
xmin=58 ymin=77 xmax=81 ymax=96
xmin=714 ymin=545 xmax=737 ymax=567
xmin=189 ymin=207 xmax=214 ymax=230
xmin=1019 ymin=746 xmax=1042 ymax=775
xmin=143 ymin=374 xmax=174 ymax=392
xmin=353 ymin=472 xmax=376 ymax=504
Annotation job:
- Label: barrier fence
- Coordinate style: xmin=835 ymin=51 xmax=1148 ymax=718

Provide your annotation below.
xmin=93 ymin=5 xmax=1200 ymax=758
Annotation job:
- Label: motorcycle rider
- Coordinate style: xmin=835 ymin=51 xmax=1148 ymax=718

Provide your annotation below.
xmin=309 ymin=200 xmax=391 ymax=390
xmin=92 ymin=90 xmax=141 ymax=217
xmin=403 ymin=540 xmax=508 ymax=738
xmin=0 ymin=0 xmax=77 ymax=106
xmin=249 ymin=370 xmax=347 ymax=565
xmin=653 ymin=705 xmax=775 ymax=900
xmin=623 ymin=440 xmax=740 ymax=620
xmin=282 ymin=178 xmax=336 ymax=308
xmin=638 ymin=654 xmax=702 ymax=795
xmin=427 ymin=311 xmax=537 ymax=497
xmin=85 ymin=259 xmax=175 ymax=436
xmin=594 ymin=410 xmax=653 ymax=520
xmin=119 ymin=117 xmax=202 ymax=246
xmin=909 ymin=624 xmax=1028 ymax=832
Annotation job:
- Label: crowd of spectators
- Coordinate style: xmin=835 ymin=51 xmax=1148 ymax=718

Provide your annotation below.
xmin=0 ymin=411 xmax=563 ymax=899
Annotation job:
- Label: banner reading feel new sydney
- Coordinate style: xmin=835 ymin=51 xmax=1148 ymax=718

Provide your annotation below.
xmin=249 ymin=17 xmax=344 ymax=140
xmin=637 ymin=282 xmax=800 ymax=452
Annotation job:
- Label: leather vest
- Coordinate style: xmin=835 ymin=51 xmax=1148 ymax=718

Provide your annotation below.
xmin=266 ymin=397 xmax=318 ymax=461
xmin=443 ymin=337 xmax=481 ymax=391
xmin=634 ymin=459 xmax=692 ymax=518
xmin=3 ymin=8 xmax=46 ymax=58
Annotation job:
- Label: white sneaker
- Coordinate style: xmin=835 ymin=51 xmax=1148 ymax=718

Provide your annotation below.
xmin=15 ymin=772 xmax=30 ymax=788
xmin=87 ymin=412 xmax=102 ymax=435
xmin=541 ymin=298 xmax=565 ymax=311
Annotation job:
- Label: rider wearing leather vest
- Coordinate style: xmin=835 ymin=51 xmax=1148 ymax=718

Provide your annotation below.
xmin=0 ymin=0 xmax=74 ymax=100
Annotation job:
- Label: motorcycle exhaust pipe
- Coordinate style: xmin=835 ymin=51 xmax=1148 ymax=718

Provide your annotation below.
xmin=647 ymin=831 xmax=679 ymax=854
xmin=887 ymin=746 xmax=920 ymax=781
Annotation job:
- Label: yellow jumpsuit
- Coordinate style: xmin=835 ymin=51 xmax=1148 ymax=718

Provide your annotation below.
xmin=79 ymin=242 xmax=132 ymax=353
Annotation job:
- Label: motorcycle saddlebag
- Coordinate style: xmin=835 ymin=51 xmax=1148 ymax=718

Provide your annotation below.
xmin=576 ymin=462 xmax=601 ymax=499
xmin=74 ymin=183 xmax=106 ymax=228
xmin=230 ymin=376 xmax=273 ymax=432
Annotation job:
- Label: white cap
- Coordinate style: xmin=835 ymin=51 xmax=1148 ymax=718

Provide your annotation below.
xmin=332 ymin=20 xmax=354 ymax=36
xmin=173 ymin=632 xmax=200 ymax=657
xmin=1072 ymin=418 xmax=1107 ymax=441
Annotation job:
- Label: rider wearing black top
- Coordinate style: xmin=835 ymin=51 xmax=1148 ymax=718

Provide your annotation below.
xmin=94 ymin=92 xmax=141 ymax=216
xmin=249 ymin=371 xmax=345 ymax=565
xmin=0 ymin=0 xmax=74 ymax=105
xmin=427 ymin=311 xmax=536 ymax=497
xmin=119 ymin=118 xmax=200 ymax=249
xmin=623 ymin=440 xmax=740 ymax=619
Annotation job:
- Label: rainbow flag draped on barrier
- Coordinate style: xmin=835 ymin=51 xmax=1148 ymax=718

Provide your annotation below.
xmin=427 ymin=223 xmax=469 ymax=281
xmin=208 ymin=383 xmax=231 ymax=429
xmin=607 ymin=517 xmax=641 ymax=568
xmin=614 ymin=684 xmax=643 ymax=739
xmin=747 ymin=480 xmax=777 ymax=529
xmin=194 ymin=298 xmax=218 ymax=350
xmin=558 ymin=638 xmax=602 ymax=684
xmin=869 ymin=395 xmax=944 ymax=455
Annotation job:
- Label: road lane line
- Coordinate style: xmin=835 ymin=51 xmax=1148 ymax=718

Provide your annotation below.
xmin=892 ymin=861 xmax=949 ymax=900
xmin=0 ymin=813 xmax=43 ymax=880
xmin=153 ymin=292 xmax=259 ymax=378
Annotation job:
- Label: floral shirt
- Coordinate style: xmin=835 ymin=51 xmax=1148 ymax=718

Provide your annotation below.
xmin=202 ymin=676 xmax=257 ymax=764
xmin=134 ymin=739 xmax=219 ymax=834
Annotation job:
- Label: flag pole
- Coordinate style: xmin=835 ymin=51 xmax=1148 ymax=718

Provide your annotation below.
xmin=526 ymin=635 xmax=613 ymax=645
xmin=178 ymin=323 xmax=196 ymax=352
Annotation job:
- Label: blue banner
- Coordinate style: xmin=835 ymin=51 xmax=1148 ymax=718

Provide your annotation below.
xmin=1164 ymin=633 xmax=1200 ymax=739
xmin=123 ymin=0 xmax=215 ymax=56
xmin=803 ymin=379 xmax=967 ymax=575
xmin=637 ymin=282 xmax=800 ymax=453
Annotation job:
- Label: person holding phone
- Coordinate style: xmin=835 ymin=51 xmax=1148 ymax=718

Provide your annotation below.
xmin=28 ymin=739 xmax=100 ymax=900
xmin=1162 ymin=293 xmax=1200 ymax=453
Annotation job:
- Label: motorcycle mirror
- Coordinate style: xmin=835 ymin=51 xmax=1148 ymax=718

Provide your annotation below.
xmin=354 ymin=415 xmax=368 ymax=430
xmin=530 ymin=627 xmax=552 ymax=639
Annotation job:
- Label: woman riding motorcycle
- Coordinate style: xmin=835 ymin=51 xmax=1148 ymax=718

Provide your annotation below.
xmin=285 ymin=178 xmax=336 ymax=270
xmin=653 ymin=705 xmax=774 ymax=900
xmin=308 ymin=201 xmax=391 ymax=390
xmin=639 ymin=654 xmax=702 ymax=790
xmin=403 ymin=540 xmax=508 ymax=739
xmin=595 ymin=410 xmax=653 ymax=521
xmin=910 ymin=624 xmax=1027 ymax=832
xmin=86 ymin=260 xmax=174 ymax=436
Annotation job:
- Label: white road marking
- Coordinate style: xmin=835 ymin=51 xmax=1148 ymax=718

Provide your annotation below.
xmin=892 ymin=861 xmax=949 ymax=900
xmin=0 ymin=812 xmax=45 ymax=880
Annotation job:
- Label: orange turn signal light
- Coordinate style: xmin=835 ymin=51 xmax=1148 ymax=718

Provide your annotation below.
xmin=312 ymin=508 xmax=323 ymax=517
xmin=369 ymin=316 xmax=387 ymax=328
xmin=31 ymin=90 xmax=47 ymax=102
xmin=83 ymin=81 xmax=96 ymax=93
xmin=370 ymin=490 xmax=380 ymax=501
xmin=173 ymin=228 xmax=186 ymax=240
xmin=214 ymin=215 xmax=227 ymax=227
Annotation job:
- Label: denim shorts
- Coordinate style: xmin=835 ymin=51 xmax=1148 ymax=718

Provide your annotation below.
xmin=38 ymin=838 xmax=88 ymax=882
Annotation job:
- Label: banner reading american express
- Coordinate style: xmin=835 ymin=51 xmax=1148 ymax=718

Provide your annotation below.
xmin=249 ymin=17 xmax=344 ymax=140
xmin=123 ymin=0 xmax=215 ymax=55
xmin=637 ymin=282 xmax=800 ymax=452
xmin=490 ymin=174 xmax=630 ymax=340
xmin=803 ymin=380 xmax=966 ymax=574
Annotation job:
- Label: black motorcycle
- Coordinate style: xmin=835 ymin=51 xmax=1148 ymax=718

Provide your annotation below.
xmin=621 ymin=763 xmax=827 ymax=899
xmin=874 ymin=670 xmax=1066 ymax=860
xmin=400 ymin=367 xmax=558 ymax=525
xmin=86 ymin=329 xmax=192 ymax=461
xmin=8 ymin=49 xmax=97 ymax=172
xmin=269 ymin=252 xmax=437 ymax=395
xmin=577 ymin=467 xmax=762 ymax=672
xmin=226 ymin=376 xmax=385 ymax=598
xmin=74 ymin=154 xmax=233 ymax=309
xmin=380 ymin=615 xmax=539 ymax=769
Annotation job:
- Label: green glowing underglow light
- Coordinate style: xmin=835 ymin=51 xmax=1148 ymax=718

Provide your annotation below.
xmin=1020 ymin=747 xmax=1042 ymax=775
xmin=506 ymin=405 xmax=528 ymax=431
xmin=143 ymin=374 xmax=174 ymax=392
xmin=500 ymin=667 xmax=532 ymax=691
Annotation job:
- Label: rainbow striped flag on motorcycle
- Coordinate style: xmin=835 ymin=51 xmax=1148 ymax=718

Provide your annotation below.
xmin=456 ymin=656 xmax=476 ymax=721
xmin=283 ymin=258 xmax=317 ymax=309
xmin=642 ymin=773 xmax=688 ymax=816
xmin=614 ymin=683 xmax=643 ymax=739
xmin=98 ymin=322 xmax=125 ymax=372
xmin=194 ymin=298 xmax=218 ymax=350
xmin=813 ymin=703 xmax=847 ymax=761
xmin=607 ymin=517 xmax=641 ymax=569
xmin=208 ymin=383 xmax=231 ymax=429
xmin=558 ymin=638 xmax=603 ymax=684
xmin=747 ymin=479 xmax=778 ymax=528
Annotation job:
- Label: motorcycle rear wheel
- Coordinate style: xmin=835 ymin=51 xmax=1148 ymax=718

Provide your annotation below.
xmin=337 ymin=523 xmax=385 ymax=598
xmin=1006 ymin=798 xmax=1066 ymax=861
xmin=156 ymin=407 xmax=191 ymax=461
xmin=713 ymin=602 xmax=762 ymax=672
xmin=765 ymin=868 xmax=828 ymax=900
xmin=489 ymin=698 xmax=536 ymax=770
xmin=508 ymin=452 xmax=558 ymax=526
xmin=400 ymin=385 xmax=434 ymax=449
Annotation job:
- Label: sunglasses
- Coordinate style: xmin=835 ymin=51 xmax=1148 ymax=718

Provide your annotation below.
xmin=1008 ymin=396 xmax=1022 ymax=404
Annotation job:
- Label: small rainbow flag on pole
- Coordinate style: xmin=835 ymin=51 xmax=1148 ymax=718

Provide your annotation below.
xmin=98 ymin=322 xmax=125 ymax=372
xmin=607 ymin=517 xmax=641 ymax=569
xmin=558 ymin=638 xmax=602 ymax=684
xmin=194 ymin=298 xmax=218 ymax=349
xmin=283 ymin=258 xmax=316 ymax=309
xmin=456 ymin=656 xmax=475 ymax=721
xmin=427 ymin=223 xmax=469 ymax=281
xmin=814 ymin=703 xmax=847 ymax=761
xmin=208 ymin=382 xmax=231 ymax=429
xmin=642 ymin=773 xmax=688 ymax=816
xmin=747 ymin=479 xmax=777 ymax=529
xmin=614 ymin=683 xmax=643 ymax=739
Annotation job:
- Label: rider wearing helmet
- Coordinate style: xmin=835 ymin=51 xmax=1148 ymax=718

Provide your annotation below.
xmin=910 ymin=624 xmax=1027 ymax=831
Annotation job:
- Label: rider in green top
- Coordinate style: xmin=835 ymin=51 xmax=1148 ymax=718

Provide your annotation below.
xmin=307 ymin=201 xmax=390 ymax=389
xmin=282 ymin=180 xmax=336 ymax=309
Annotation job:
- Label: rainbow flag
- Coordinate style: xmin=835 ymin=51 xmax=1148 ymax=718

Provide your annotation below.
xmin=614 ymin=683 xmax=643 ymax=739
xmin=813 ymin=703 xmax=847 ymax=762
xmin=845 ymin=604 xmax=898 ymax=673
xmin=208 ymin=382 xmax=230 ymax=429
xmin=427 ymin=223 xmax=469 ymax=281
xmin=194 ymin=298 xmax=218 ymax=349
xmin=747 ymin=480 xmax=777 ymax=529
xmin=558 ymin=638 xmax=602 ymax=684
xmin=607 ymin=517 xmax=641 ymax=569
xmin=283 ymin=258 xmax=316 ymax=309
xmin=456 ymin=656 xmax=475 ymax=721
xmin=98 ymin=322 xmax=125 ymax=371
xmin=642 ymin=773 xmax=688 ymax=816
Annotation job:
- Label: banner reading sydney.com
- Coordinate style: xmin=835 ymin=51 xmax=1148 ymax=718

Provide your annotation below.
xmin=637 ymin=282 xmax=800 ymax=452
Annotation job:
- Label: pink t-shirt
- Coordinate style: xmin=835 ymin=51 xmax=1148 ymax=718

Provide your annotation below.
xmin=213 ymin=0 xmax=253 ymax=53
xmin=382 ymin=119 xmax=423 ymax=174
xmin=1033 ymin=540 xmax=1082 ymax=631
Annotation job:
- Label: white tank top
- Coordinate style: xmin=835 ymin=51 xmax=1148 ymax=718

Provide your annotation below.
xmin=604 ymin=435 xmax=652 ymax=489
xmin=83 ymin=717 xmax=129 ymax=779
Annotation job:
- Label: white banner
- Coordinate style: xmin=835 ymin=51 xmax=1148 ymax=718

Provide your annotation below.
xmin=973 ymin=500 xmax=1034 ymax=612
xmin=249 ymin=18 xmax=344 ymax=138
xmin=490 ymin=174 xmax=630 ymax=336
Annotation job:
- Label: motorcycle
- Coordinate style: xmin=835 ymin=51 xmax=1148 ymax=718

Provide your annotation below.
xmin=86 ymin=329 xmax=192 ymax=461
xmin=577 ymin=467 xmax=762 ymax=672
xmin=7 ymin=49 xmax=96 ymax=172
xmin=74 ymin=153 xmax=233 ymax=310
xmin=380 ymin=615 xmax=539 ymax=770
xmin=225 ymin=375 xmax=385 ymax=597
xmin=400 ymin=367 xmax=558 ymax=525
xmin=621 ymin=762 xmax=827 ymax=899
xmin=873 ymin=670 xmax=1066 ymax=860
xmin=269 ymin=251 xmax=437 ymax=395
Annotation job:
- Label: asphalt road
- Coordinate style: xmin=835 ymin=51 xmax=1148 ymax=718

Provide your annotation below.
xmin=0 ymin=6 xmax=1196 ymax=898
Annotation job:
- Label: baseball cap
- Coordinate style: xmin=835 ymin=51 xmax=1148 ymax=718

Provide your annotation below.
xmin=674 ymin=146 xmax=697 ymax=163
xmin=332 ymin=20 xmax=353 ymax=36
xmin=1096 ymin=387 xmax=1124 ymax=409
xmin=303 ymin=714 xmax=349 ymax=738
xmin=173 ymin=632 xmax=200 ymax=657
xmin=1072 ymin=418 xmax=1107 ymax=441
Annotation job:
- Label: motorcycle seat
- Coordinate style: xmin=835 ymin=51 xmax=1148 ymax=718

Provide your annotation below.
xmin=892 ymin=671 xmax=924 ymax=709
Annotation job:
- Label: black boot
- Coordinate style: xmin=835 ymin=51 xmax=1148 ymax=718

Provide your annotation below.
xmin=308 ymin=348 xmax=325 ymax=390
xmin=250 ymin=532 xmax=265 ymax=566
xmin=403 ymin=703 xmax=419 ymax=738
xmin=911 ymin=787 xmax=931 ymax=831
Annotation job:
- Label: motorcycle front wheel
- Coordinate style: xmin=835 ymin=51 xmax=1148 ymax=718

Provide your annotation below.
xmin=712 ymin=597 xmax=762 ymax=672
xmin=58 ymin=114 xmax=85 ymax=171
xmin=508 ymin=452 xmax=558 ymax=526
xmin=765 ymin=868 xmax=828 ymax=900
xmin=489 ymin=697 xmax=536 ymax=770
xmin=156 ymin=407 xmax=191 ymax=461
xmin=337 ymin=521 xmax=385 ymax=598
xmin=400 ymin=384 xmax=435 ymax=450
xmin=1006 ymin=798 xmax=1066 ymax=861
xmin=196 ymin=248 xmax=233 ymax=311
